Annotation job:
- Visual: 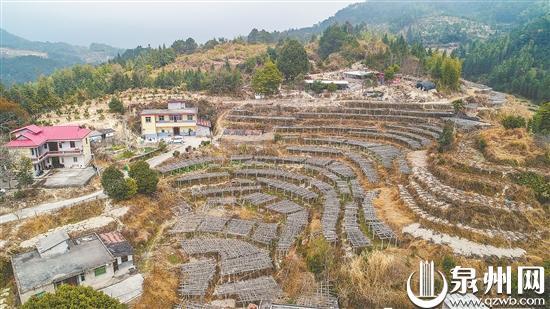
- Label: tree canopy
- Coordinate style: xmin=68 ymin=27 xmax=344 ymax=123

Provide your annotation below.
xmin=276 ymin=40 xmax=309 ymax=81
xmin=128 ymin=161 xmax=159 ymax=195
xmin=251 ymin=60 xmax=283 ymax=95
xmin=318 ymin=24 xmax=357 ymax=60
xmin=101 ymin=165 xmax=134 ymax=201
xmin=22 ymin=284 xmax=125 ymax=309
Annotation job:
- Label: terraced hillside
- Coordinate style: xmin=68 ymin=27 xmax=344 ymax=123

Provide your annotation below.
xmin=154 ymin=98 xmax=547 ymax=308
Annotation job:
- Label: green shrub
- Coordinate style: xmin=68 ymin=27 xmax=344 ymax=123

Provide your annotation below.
xmin=530 ymin=102 xmax=550 ymax=135
xmin=476 ymin=135 xmax=487 ymax=152
xmin=305 ymin=237 xmax=334 ymax=277
xmin=326 ymin=83 xmax=338 ymax=93
xmin=437 ymin=122 xmax=455 ymax=152
xmin=23 ymin=284 xmax=124 ymax=309
xmin=501 ymin=115 xmax=526 ymax=129
xmin=14 ymin=190 xmax=27 ymax=199
xmin=101 ymin=165 xmax=132 ymax=201
xmin=128 ymin=161 xmax=159 ymax=195
xmin=511 ymin=172 xmax=549 ymax=204
xmin=108 ymin=97 xmax=124 ymax=114
xmin=173 ymin=150 xmax=180 ymax=157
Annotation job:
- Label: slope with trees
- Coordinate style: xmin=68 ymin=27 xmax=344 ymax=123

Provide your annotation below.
xmin=454 ymin=14 xmax=550 ymax=103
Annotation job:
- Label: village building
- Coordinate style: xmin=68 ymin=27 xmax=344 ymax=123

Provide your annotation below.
xmin=11 ymin=230 xmax=135 ymax=304
xmin=343 ymin=70 xmax=376 ymax=79
xmin=304 ymin=80 xmax=349 ymax=90
xmin=90 ymin=128 xmax=116 ymax=144
xmin=5 ymin=125 xmax=92 ymax=176
xmin=140 ymin=100 xmax=198 ymax=142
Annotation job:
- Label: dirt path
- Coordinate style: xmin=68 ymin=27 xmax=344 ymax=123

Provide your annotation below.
xmin=373 ymin=186 xmax=415 ymax=233
xmin=141 ymin=218 xmax=176 ymax=272
xmin=407 ymin=150 xmax=427 ymax=168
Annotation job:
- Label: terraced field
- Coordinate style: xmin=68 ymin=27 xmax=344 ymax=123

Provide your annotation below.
xmin=157 ymin=99 xmax=544 ymax=308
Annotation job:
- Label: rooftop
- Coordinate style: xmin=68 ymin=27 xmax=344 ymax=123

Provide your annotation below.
xmin=140 ymin=107 xmax=197 ymax=116
xmin=6 ymin=125 xmax=91 ymax=148
xmin=12 ymin=233 xmax=113 ymax=293
xmin=304 ymin=80 xmax=349 ymax=85
xmin=36 ymin=230 xmax=69 ymax=255
xmin=99 ymin=231 xmax=134 ymax=257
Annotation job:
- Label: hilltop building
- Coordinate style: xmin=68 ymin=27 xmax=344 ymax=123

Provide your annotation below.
xmin=140 ymin=100 xmax=198 ymax=142
xmin=11 ymin=230 xmax=134 ymax=304
xmin=5 ymin=125 xmax=92 ymax=176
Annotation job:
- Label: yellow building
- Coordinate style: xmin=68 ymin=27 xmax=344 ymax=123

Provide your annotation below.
xmin=140 ymin=101 xmax=198 ymax=142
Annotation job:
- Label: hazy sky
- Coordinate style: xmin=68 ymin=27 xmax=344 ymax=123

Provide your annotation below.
xmin=1 ymin=0 xmax=360 ymax=48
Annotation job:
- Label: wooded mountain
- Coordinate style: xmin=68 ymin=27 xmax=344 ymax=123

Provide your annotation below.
xmin=455 ymin=14 xmax=550 ymax=103
xmin=256 ymin=0 xmax=545 ymax=44
xmin=0 ymin=29 xmax=123 ymax=85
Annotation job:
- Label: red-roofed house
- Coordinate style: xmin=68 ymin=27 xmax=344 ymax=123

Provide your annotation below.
xmin=5 ymin=125 xmax=93 ymax=176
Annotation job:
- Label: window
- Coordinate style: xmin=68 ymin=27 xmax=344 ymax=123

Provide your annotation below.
xmin=158 ymin=115 xmax=164 ymax=121
xmin=31 ymin=148 xmax=35 ymax=156
xmin=145 ymin=117 xmax=151 ymax=123
xmin=44 ymin=144 xmax=48 ymax=149
xmin=85 ymin=138 xmax=88 ymax=144
xmin=59 ymin=143 xmax=63 ymax=149
xmin=70 ymin=141 xmax=75 ymax=148
xmin=73 ymin=157 xmax=78 ymax=163
xmin=94 ymin=265 xmax=107 ymax=276
xmin=80 ymin=274 xmax=85 ymax=282
xmin=61 ymin=158 xmax=64 ymax=163
xmin=121 ymin=255 xmax=128 ymax=263
xmin=187 ymin=115 xmax=193 ymax=121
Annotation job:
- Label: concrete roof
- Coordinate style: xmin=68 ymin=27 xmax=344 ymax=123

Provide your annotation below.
xmin=36 ymin=230 xmax=69 ymax=254
xmin=140 ymin=108 xmax=197 ymax=115
xmin=304 ymin=80 xmax=349 ymax=85
xmin=12 ymin=234 xmax=114 ymax=293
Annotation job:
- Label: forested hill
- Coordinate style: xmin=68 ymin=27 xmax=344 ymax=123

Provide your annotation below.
xmin=0 ymin=29 xmax=123 ymax=85
xmin=258 ymin=0 xmax=543 ymax=44
xmin=454 ymin=14 xmax=550 ymax=104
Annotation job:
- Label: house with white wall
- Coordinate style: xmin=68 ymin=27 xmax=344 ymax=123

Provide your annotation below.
xmin=11 ymin=230 xmax=135 ymax=304
xmin=5 ymin=125 xmax=92 ymax=176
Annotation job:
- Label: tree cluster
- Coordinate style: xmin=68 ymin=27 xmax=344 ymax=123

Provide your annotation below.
xmin=454 ymin=15 xmax=550 ymax=103
xmin=23 ymin=284 xmax=125 ymax=309
xmin=101 ymin=161 xmax=158 ymax=201
xmin=318 ymin=23 xmax=359 ymax=60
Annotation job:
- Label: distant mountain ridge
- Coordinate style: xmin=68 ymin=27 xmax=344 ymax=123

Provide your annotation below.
xmin=275 ymin=0 xmax=545 ymax=42
xmin=0 ymin=29 xmax=124 ymax=84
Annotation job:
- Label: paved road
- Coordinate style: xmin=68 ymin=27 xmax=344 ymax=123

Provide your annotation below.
xmin=0 ymin=190 xmax=106 ymax=225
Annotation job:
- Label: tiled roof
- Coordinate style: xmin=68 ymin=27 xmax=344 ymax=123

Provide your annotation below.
xmin=5 ymin=125 xmax=91 ymax=148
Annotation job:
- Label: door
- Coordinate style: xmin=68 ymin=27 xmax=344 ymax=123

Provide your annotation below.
xmin=113 ymin=260 xmax=119 ymax=272
xmin=51 ymin=157 xmax=63 ymax=168
xmin=173 ymin=127 xmax=180 ymax=136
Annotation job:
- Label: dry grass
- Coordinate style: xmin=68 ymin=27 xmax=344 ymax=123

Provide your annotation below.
xmin=132 ymin=256 xmax=179 ymax=309
xmin=119 ymin=185 xmax=175 ymax=248
xmin=480 ymin=128 xmax=546 ymax=166
xmin=161 ymin=42 xmax=269 ymax=73
xmin=334 ymin=250 xmax=411 ymax=308
xmin=16 ymin=200 xmax=105 ymax=240
xmin=276 ymin=251 xmax=316 ymax=302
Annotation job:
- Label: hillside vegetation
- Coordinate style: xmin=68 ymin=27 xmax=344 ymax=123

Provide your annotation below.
xmin=0 ymin=29 xmax=123 ymax=84
xmin=455 ymin=14 xmax=550 ymax=103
